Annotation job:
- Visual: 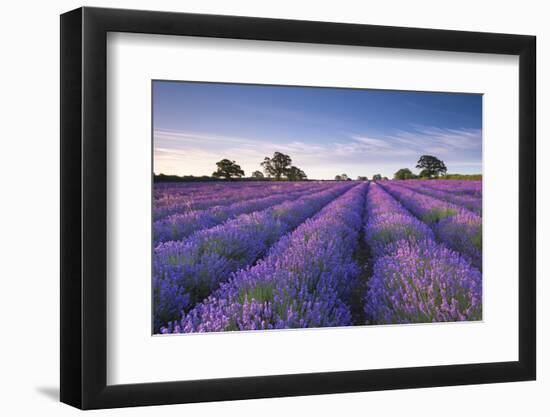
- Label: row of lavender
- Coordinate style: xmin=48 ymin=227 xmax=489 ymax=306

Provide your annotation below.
xmin=154 ymin=181 xmax=325 ymax=220
xmin=364 ymin=184 xmax=482 ymax=323
xmin=154 ymin=179 xmax=482 ymax=333
xmin=162 ymin=183 xmax=368 ymax=333
xmin=407 ymin=179 xmax=482 ymax=197
xmin=378 ymin=181 xmax=482 ymax=270
xmin=395 ymin=180 xmax=482 ymax=214
xmin=153 ymin=182 xmax=331 ymax=244
xmin=153 ymin=182 xmax=355 ymax=331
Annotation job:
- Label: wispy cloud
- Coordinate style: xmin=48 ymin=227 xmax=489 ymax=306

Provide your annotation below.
xmin=154 ymin=125 xmax=481 ymax=179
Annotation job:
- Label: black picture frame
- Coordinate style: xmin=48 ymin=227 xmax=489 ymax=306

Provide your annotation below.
xmin=60 ymin=6 xmax=536 ymax=410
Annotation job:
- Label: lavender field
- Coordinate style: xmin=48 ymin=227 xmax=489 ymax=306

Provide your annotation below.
xmin=153 ymin=180 xmax=482 ymax=334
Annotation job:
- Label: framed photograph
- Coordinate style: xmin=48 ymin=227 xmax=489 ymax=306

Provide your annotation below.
xmin=60 ymin=6 xmax=536 ymax=409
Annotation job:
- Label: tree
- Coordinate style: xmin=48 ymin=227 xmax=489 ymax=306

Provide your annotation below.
xmin=212 ymin=159 xmax=245 ymax=179
xmin=357 ymin=176 xmax=368 ymax=181
xmin=261 ymin=152 xmax=292 ymax=180
xmin=416 ymin=155 xmax=447 ymax=178
xmin=251 ymin=170 xmax=264 ymax=179
xmin=285 ymin=166 xmax=307 ymax=181
xmin=393 ymin=168 xmax=416 ymax=180
xmin=382 ymin=177 xmax=389 ymax=181
xmin=372 ymin=174 xmax=382 ymax=181
xmin=334 ymin=175 xmax=342 ymax=181
xmin=340 ymin=173 xmax=349 ymax=181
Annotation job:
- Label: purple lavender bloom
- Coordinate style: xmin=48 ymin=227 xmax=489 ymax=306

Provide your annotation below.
xmin=362 ymin=184 xmax=481 ymax=324
xmin=154 ymin=178 xmax=483 ymax=333
xmin=364 ymin=239 xmax=482 ymax=324
xmin=379 ymin=181 xmax=482 ymax=269
xmin=164 ymin=183 xmax=368 ymax=333
xmin=407 ymin=179 xmax=482 ymax=198
xmin=153 ymin=182 xmax=355 ymax=332
xmin=436 ymin=210 xmax=482 ymax=270
xmin=153 ymin=187 xmax=320 ymax=244
xmin=364 ymin=184 xmax=434 ymax=257
xmin=393 ymin=180 xmax=482 ymax=214
xmin=153 ymin=181 xmax=325 ymax=221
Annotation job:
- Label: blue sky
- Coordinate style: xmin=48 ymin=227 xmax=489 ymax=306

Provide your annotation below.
xmin=153 ymin=81 xmax=482 ymax=179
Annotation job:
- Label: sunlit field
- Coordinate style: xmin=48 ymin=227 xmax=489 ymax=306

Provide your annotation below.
xmin=153 ymin=179 xmax=482 ymax=334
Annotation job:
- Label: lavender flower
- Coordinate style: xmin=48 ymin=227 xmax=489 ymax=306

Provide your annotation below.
xmin=395 ymin=180 xmax=482 ymax=214
xmin=154 ymin=181 xmax=326 ymax=220
xmin=163 ymin=183 xmax=368 ymax=333
xmin=379 ymin=181 xmax=482 ymax=269
xmin=153 ymin=182 xmax=355 ymax=331
xmin=153 ymin=179 xmax=483 ymax=333
xmin=365 ymin=239 xmax=482 ymax=324
xmin=363 ymin=183 xmax=481 ymax=324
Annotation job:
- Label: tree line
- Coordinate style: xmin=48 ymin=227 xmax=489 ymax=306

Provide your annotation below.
xmin=392 ymin=155 xmax=480 ymax=180
xmin=333 ymin=174 xmax=385 ymax=181
xmin=392 ymin=155 xmax=448 ymax=180
xmin=155 ymin=153 xmax=480 ymax=183
xmin=334 ymin=155 xmax=450 ymax=182
xmin=211 ymin=151 xmax=307 ymax=181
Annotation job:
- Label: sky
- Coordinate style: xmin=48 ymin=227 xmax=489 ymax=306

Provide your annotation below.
xmin=153 ymin=81 xmax=482 ymax=180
